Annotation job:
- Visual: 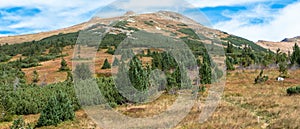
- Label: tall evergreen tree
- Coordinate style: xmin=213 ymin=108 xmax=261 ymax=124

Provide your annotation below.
xmin=226 ymin=42 xmax=234 ymax=53
xmin=291 ymin=43 xmax=300 ymax=65
xmin=112 ymin=57 xmax=119 ymax=66
xmin=128 ymin=56 xmax=149 ymax=91
xmin=101 ymin=59 xmax=111 ymax=69
xmin=172 ymin=65 xmax=191 ymax=89
xmin=200 ymin=61 xmax=212 ymax=84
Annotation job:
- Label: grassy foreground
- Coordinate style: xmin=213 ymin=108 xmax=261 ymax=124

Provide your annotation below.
xmin=1 ymin=68 xmax=300 ymax=129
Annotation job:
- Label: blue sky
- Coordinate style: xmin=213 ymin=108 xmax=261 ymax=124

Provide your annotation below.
xmin=0 ymin=0 xmax=299 ymax=41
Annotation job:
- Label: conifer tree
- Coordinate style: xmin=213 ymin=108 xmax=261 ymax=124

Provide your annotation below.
xmin=59 ymin=58 xmax=69 ymax=71
xmin=172 ymin=65 xmax=191 ymax=89
xmin=226 ymin=42 xmax=234 ymax=53
xmin=112 ymin=57 xmax=119 ymax=66
xmin=32 ymin=70 xmax=39 ymax=83
xmin=101 ymin=59 xmax=111 ymax=69
xmin=291 ymin=43 xmax=300 ymax=65
xmin=200 ymin=61 xmax=212 ymax=84
xmin=200 ymin=53 xmax=212 ymax=84
xmin=128 ymin=56 xmax=148 ymax=91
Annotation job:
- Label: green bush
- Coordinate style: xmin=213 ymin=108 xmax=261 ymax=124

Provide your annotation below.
xmin=74 ymin=63 xmax=92 ymax=80
xmin=106 ymin=47 xmax=115 ymax=55
xmin=177 ymin=28 xmax=199 ymax=39
xmin=113 ymin=21 xmax=129 ymax=28
xmin=59 ymin=58 xmax=69 ymax=71
xmin=36 ymin=91 xmax=75 ymax=127
xmin=144 ymin=21 xmax=154 ymax=26
xmin=254 ymin=70 xmax=268 ymax=84
xmin=1 ymin=82 xmax=80 ymax=116
xmin=287 ymin=86 xmax=300 ymax=95
xmin=10 ymin=117 xmax=33 ymax=129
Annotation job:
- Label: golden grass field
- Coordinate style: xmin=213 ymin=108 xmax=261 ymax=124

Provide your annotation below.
xmin=1 ymin=68 xmax=300 ymax=129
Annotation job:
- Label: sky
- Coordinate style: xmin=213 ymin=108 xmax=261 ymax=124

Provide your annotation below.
xmin=0 ymin=0 xmax=299 ymax=42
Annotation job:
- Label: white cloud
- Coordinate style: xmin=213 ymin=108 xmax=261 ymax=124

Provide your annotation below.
xmin=186 ymin=0 xmax=270 ymax=8
xmin=0 ymin=0 xmax=115 ymax=35
xmin=105 ymin=0 xmax=194 ymax=14
xmin=1 ymin=0 xmax=299 ymax=42
xmin=214 ymin=1 xmax=300 ymax=42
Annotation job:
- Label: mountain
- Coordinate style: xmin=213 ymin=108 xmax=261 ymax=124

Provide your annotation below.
xmin=257 ymin=36 xmax=300 ymax=53
xmin=0 ymin=11 xmax=269 ymax=84
xmin=0 ymin=11 xmax=266 ymax=52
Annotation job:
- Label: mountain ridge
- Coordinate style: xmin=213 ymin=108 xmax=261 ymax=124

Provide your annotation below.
xmin=256 ymin=36 xmax=300 ymax=53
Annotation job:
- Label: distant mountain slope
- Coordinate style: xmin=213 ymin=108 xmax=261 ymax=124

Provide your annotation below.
xmin=257 ymin=36 xmax=300 ymax=53
xmin=0 ymin=11 xmax=268 ymax=53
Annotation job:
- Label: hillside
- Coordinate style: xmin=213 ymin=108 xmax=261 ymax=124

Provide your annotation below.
xmin=0 ymin=11 xmax=266 ymax=52
xmin=0 ymin=11 xmax=270 ymax=84
xmin=2 ymin=11 xmax=298 ymax=129
xmin=257 ymin=36 xmax=300 ymax=53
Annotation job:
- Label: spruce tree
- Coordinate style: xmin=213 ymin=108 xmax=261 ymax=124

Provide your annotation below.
xmin=101 ymin=59 xmax=111 ymax=69
xmin=226 ymin=42 xmax=234 ymax=53
xmin=172 ymin=65 xmax=191 ymax=89
xmin=200 ymin=53 xmax=212 ymax=84
xmin=291 ymin=43 xmax=300 ymax=65
xmin=128 ymin=56 xmax=148 ymax=91
xmin=200 ymin=62 xmax=212 ymax=84
xmin=112 ymin=57 xmax=119 ymax=66
xmin=32 ymin=70 xmax=39 ymax=84
xmin=59 ymin=58 xmax=69 ymax=71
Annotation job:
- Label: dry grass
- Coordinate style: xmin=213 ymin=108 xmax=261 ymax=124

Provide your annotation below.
xmin=257 ymin=41 xmax=300 ymax=53
xmin=3 ymin=69 xmax=300 ymax=128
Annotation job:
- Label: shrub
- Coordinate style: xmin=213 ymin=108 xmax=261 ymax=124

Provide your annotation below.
xmin=59 ymin=58 xmax=69 ymax=71
xmin=144 ymin=21 xmax=154 ymax=26
xmin=226 ymin=57 xmax=235 ymax=70
xmin=36 ymin=91 xmax=74 ymax=127
xmin=254 ymin=70 xmax=268 ymax=84
xmin=113 ymin=21 xmax=129 ymax=29
xmin=287 ymin=86 xmax=300 ymax=95
xmin=177 ymin=28 xmax=199 ymax=39
xmin=106 ymin=47 xmax=115 ymax=55
xmin=74 ymin=63 xmax=92 ymax=80
xmin=10 ymin=117 xmax=33 ymax=129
